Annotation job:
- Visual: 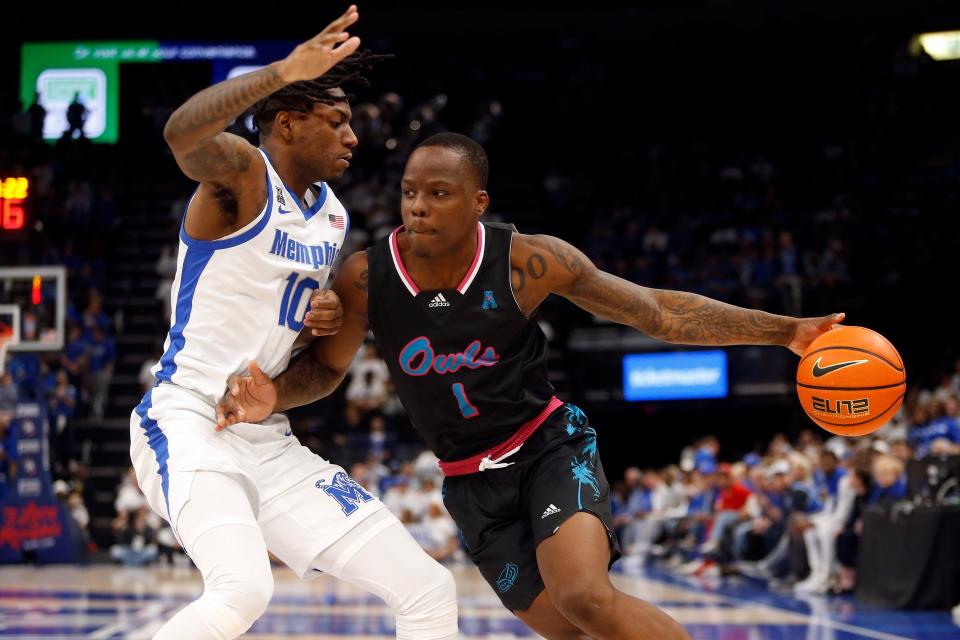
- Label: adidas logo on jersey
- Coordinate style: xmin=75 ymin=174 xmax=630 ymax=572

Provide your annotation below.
xmin=428 ymin=293 xmax=451 ymax=308
xmin=541 ymin=504 xmax=561 ymax=519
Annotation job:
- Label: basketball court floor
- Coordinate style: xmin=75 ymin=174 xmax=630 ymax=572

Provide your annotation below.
xmin=0 ymin=562 xmax=957 ymax=639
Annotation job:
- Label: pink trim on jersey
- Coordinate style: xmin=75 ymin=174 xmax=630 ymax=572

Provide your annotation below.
xmin=389 ymin=223 xmax=486 ymax=296
xmin=456 ymin=223 xmax=485 ymax=294
xmin=389 ymin=227 xmax=420 ymax=296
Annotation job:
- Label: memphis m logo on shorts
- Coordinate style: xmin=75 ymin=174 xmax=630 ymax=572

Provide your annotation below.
xmin=316 ymin=472 xmax=374 ymax=515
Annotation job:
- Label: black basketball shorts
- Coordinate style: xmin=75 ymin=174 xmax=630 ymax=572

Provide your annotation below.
xmin=441 ymin=403 xmax=621 ymax=611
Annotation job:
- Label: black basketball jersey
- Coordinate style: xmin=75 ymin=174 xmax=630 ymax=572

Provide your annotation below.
xmin=367 ymin=222 xmax=556 ymax=461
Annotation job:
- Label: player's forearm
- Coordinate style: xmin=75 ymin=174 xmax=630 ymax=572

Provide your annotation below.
xmin=647 ymin=289 xmax=797 ymax=346
xmin=272 ymin=348 xmax=348 ymax=412
xmin=163 ymin=63 xmax=287 ymax=149
xmin=570 ymin=269 xmax=796 ymax=347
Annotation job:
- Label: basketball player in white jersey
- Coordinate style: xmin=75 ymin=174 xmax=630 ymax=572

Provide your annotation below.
xmin=129 ymin=7 xmax=458 ymax=639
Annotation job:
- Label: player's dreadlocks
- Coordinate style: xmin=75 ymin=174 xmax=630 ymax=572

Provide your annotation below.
xmin=250 ymin=49 xmax=391 ymax=135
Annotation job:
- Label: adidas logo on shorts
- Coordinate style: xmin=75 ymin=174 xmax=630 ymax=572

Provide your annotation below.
xmin=541 ymin=504 xmax=561 ymax=519
xmin=428 ymin=292 xmax=451 ymax=308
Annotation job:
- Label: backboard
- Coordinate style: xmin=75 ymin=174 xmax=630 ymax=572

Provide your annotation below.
xmin=0 ymin=266 xmax=67 ymax=352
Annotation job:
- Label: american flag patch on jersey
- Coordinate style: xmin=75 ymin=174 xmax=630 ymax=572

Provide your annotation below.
xmin=329 ymin=214 xmax=345 ymax=229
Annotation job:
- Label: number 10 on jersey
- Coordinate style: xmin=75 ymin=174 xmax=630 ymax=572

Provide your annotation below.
xmin=278 ymin=272 xmax=320 ymax=332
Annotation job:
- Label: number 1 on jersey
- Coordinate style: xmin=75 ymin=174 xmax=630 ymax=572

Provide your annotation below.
xmin=452 ymin=383 xmax=479 ymax=419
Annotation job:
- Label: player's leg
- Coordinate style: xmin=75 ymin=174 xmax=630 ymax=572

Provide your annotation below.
xmin=440 ymin=465 xmax=590 ymax=639
xmin=524 ymin=404 xmax=690 ymax=640
xmin=256 ymin=446 xmax=457 ymax=640
xmin=514 ymin=590 xmax=590 ymax=640
xmin=537 ymin=512 xmax=690 ymax=640
xmin=154 ymin=471 xmax=274 ymax=640
xmin=131 ymin=389 xmax=275 ymax=640
xmin=310 ymin=509 xmax=459 ymax=640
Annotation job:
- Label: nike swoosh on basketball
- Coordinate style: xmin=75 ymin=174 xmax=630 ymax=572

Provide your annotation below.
xmin=811 ymin=356 xmax=869 ymax=377
xmin=278 ymin=207 xmax=294 ymax=215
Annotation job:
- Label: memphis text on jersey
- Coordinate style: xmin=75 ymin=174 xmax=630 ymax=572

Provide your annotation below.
xmin=269 ymin=229 xmax=339 ymax=269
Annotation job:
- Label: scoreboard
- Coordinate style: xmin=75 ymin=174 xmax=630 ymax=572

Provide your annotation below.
xmin=0 ymin=177 xmax=28 ymax=236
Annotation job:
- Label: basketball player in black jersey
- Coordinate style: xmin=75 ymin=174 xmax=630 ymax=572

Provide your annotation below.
xmin=217 ymin=133 xmax=844 ymax=639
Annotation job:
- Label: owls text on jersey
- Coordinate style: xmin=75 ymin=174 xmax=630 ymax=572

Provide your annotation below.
xmin=150 ymin=148 xmax=349 ymax=403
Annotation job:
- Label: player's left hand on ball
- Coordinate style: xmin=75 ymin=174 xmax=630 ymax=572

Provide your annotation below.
xmin=305 ymin=289 xmax=344 ymax=336
xmin=786 ymin=312 xmax=845 ymax=356
xmin=215 ymin=361 xmax=277 ymax=431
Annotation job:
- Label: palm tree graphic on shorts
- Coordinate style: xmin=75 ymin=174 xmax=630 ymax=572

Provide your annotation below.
xmin=571 ymin=456 xmax=601 ymax=509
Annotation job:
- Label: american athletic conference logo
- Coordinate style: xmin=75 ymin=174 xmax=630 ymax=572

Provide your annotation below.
xmin=482 ymin=290 xmax=497 ymax=310
xmin=316 ymin=472 xmax=374 ymax=515
xmin=497 ymin=562 xmax=519 ymax=593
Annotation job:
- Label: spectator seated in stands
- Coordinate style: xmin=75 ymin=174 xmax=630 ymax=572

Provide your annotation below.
xmin=661 ymin=469 xmax=716 ymax=571
xmin=621 ymin=468 xmax=688 ymax=558
xmin=869 ymin=454 xmax=908 ymax=505
xmin=734 ymin=459 xmax=823 ymax=581
xmin=110 ymin=506 xmax=158 ymax=566
xmin=698 ymin=463 xmax=752 ymax=557
xmin=908 ymin=398 xmax=960 ymax=459
xmin=53 ymin=479 xmax=90 ymax=562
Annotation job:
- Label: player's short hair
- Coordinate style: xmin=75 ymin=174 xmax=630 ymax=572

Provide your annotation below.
xmin=250 ymin=50 xmax=389 ymax=136
xmin=415 ymin=133 xmax=489 ymax=189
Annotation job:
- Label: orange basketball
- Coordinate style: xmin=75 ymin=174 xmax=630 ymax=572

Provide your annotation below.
xmin=796 ymin=326 xmax=906 ymax=437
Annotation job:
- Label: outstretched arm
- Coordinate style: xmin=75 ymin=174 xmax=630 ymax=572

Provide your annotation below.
xmin=165 ymin=6 xmax=361 ymax=239
xmin=164 ymin=5 xmax=359 ymax=174
xmin=511 ymin=234 xmax=842 ymax=354
xmin=216 ymin=252 xmax=369 ymax=428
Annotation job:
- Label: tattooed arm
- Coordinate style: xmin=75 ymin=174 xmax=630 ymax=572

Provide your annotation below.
xmin=165 ymin=6 xmax=361 ymax=240
xmin=216 ymin=252 xmax=369 ymax=428
xmin=510 ymin=234 xmax=843 ymax=355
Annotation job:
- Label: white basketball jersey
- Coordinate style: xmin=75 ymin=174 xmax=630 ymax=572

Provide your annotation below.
xmin=151 ymin=148 xmax=348 ymax=402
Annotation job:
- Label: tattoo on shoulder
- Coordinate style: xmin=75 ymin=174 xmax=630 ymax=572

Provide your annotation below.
xmin=527 ymin=254 xmax=547 ymax=279
xmin=511 ymin=266 xmax=526 ymax=293
xmin=545 ymin=237 xmax=586 ymax=277
xmin=354 ymin=268 xmax=369 ymax=292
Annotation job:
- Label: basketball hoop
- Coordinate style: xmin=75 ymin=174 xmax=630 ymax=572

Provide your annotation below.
xmin=0 ymin=304 xmax=21 ymax=376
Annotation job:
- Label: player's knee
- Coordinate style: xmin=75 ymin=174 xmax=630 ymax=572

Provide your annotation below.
xmin=206 ymin=557 xmax=275 ymax=627
xmin=397 ymin=562 xmax=457 ymax=615
xmin=549 ymin=580 xmax=616 ymax=628
xmin=393 ymin=562 xmax=458 ymax=639
xmin=231 ymin=573 xmax=274 ymax=622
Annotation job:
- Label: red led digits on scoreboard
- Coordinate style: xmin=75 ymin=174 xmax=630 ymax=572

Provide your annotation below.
xmin=0 ymin=177 xmax=29 ymax=230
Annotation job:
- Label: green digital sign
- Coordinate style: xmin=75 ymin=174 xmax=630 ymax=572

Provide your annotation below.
xmin=21 ymin=41 xmax=276 ymax=144
xmin=20 ymin=41 xmax=161 ymax=144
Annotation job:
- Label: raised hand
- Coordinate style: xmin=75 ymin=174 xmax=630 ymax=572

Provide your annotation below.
xmin=276 ymin=5 xmax=361 ymax=84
